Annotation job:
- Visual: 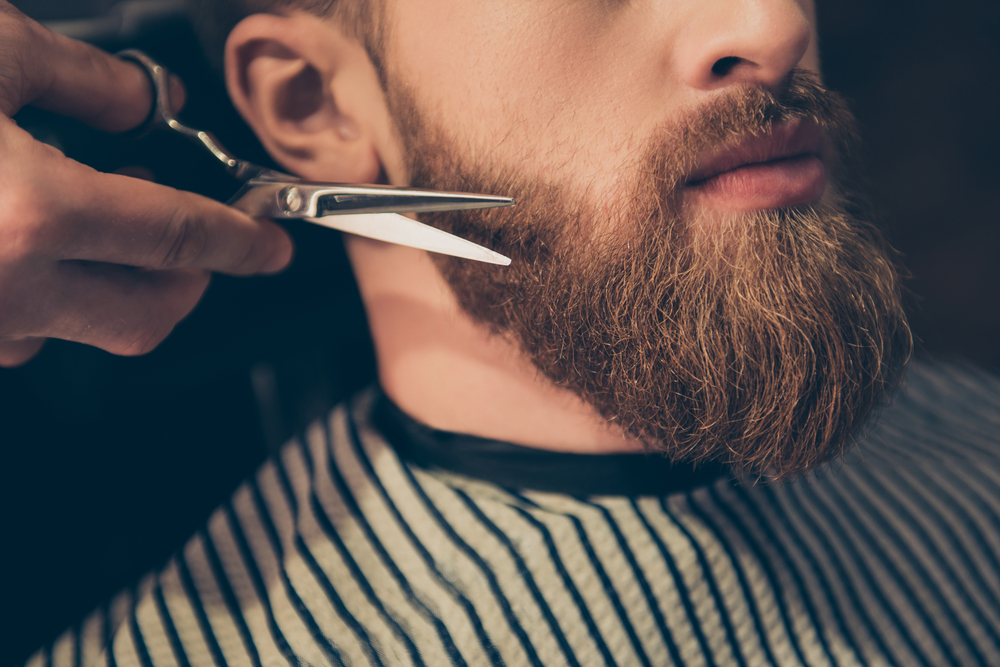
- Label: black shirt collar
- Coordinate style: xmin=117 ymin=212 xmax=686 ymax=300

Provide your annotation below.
xmin=372 ymin=389 xmax=729 ymax=496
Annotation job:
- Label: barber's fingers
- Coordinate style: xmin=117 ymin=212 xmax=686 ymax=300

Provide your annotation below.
xmin=0 ymin=264 xmax=207 ymax=365
xmin=0 ymin=2 xmax=178 ymax=130
xmin=36 ymin=262 xmax=211 ymax=357
xmin=5 ymin=134 xmax=293 ymax=276
xmin=67 ymin=168 xmax=294 ymax=275
xmin=0 ymin=338 xmax=45 ymax=367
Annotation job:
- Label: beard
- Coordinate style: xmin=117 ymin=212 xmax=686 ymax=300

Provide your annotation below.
xmin=385 ymin=70 xmax=912 ymax=480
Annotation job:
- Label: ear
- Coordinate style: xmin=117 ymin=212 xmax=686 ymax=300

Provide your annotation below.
xmin=224 ymin=12 xmax=386 ymax=183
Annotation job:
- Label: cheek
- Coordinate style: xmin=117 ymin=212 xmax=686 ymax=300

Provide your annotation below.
xmin=393 ymin=2 xmax=592 ymax=129
xmin=391 ymin=1 xmax=658 ymax=188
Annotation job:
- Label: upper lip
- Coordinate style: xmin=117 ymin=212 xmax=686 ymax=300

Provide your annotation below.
xmin=685 ymin=118 xmax=826 ymax=185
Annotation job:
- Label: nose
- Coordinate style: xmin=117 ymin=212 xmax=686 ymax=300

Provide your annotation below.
xmin=672 ymin=0 xmax=814 ymax=92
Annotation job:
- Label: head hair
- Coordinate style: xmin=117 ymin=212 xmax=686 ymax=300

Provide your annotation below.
xmin=187 ymin=0 xmax=385 ymax=76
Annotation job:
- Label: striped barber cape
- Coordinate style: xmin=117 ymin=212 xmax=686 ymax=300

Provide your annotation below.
xmin=26 ymin=361 xmax=1000 ymax=667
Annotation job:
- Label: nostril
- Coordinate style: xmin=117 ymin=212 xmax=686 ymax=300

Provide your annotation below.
xmin=711 ymin=56 xmax=742 ymax=78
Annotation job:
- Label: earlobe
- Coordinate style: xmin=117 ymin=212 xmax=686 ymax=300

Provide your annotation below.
xmin=224 ymin=13 xmax=383 ymax=184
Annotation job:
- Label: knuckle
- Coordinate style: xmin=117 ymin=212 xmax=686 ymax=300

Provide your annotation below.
xmin=124 ymin=328 xmax=169 ymax=356
xmin=0 ymin=128 xmax=70 ymax=259
xmin=154 ymin=208 xmax=209 ymax=269
xmin=230 ymin=233 xmax=263 ymax=274
xmin=0 ymin=178 xmax=56 ymax=259
xmin=111 ymin=318 xmax=172 ymax=357
xmin=106 ymin=271 xmax=207 ymax=356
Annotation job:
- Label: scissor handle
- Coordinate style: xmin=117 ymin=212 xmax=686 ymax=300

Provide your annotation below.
xmin=115 ymin=50 xmax=515 ymax=225
xmin=116 ymin=49 xmax=267 ymax=181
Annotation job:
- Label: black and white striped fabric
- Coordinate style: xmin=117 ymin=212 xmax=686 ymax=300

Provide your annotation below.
xmin=27 ymin=361 xmax=1000 ymax=666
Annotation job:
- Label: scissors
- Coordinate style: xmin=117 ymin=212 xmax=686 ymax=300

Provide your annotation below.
xmin=117 ymin=50 xmax=513 ymax=266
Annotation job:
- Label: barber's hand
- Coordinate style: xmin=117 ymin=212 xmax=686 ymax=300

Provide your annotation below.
xmin=0 ymin=3 xmax=293 ymax=367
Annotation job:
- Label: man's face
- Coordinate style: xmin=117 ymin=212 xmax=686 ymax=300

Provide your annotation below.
xmin=386 ymin=0 xmax=821 ymax=214
xmin=366 ymin=0 xmax=910 ymax=478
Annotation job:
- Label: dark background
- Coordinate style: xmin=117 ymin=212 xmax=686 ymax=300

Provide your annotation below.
xmin=2 ymin=0 xmax=998 ymax=663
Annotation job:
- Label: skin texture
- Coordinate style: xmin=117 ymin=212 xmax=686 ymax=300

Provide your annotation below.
xmin=225 ymin=0 xmax=907 ymax=461
xmin=0 ymin=1 xmax=293 ymax=367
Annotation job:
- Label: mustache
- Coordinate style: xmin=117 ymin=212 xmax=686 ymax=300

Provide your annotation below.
xmin=643 ymin=69 xmax=859 ymax=192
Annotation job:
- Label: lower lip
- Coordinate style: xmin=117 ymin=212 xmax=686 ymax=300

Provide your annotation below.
xmin=685 ymin=154 xmax=827 ymax=210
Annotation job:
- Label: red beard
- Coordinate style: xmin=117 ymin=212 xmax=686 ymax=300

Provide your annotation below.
xmin=390 ymin=71 xmax=911 ymax=480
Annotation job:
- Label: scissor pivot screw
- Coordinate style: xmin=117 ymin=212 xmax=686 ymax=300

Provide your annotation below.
xmin=280 ymin=186 xmax=304 ymax=214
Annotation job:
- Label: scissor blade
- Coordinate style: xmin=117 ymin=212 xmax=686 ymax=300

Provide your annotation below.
xmin=229 ymin=179 xmax=515 ymax=219
xmin=315 ymin=187 xmax=515 ymax=216
xmin=305 ymin=212 xmax=511 ymax=266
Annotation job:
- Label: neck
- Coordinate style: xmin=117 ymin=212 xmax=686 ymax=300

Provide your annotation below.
xmin=345 ymin=236 xmax=643 ymax=453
